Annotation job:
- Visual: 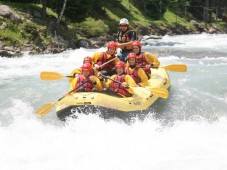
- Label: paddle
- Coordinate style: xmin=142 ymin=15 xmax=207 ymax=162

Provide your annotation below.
xmin=145 ymin=87 xmax=169 ymax=99
xmin=99 ymin=57 xmax=117 ymax=68
xmin=139 ymin=64 xmax=187 ymax=72
xmin=40 ymin=58 xmax=118 ymax=81
xmin=35 ymin=79 xmax=90 ymax=116
xmin=100 ymin=73 xmax=168 ymax=99
xmin=40 ymin=72 xmax=74 ymax=80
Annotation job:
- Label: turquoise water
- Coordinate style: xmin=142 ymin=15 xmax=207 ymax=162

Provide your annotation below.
xmin=0 ymin=34 xmax=227 ymax=170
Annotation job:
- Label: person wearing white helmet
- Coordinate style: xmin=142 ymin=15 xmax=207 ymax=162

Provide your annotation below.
xmin=116 ymin=18 xmax=137 ymax=62
xmin=119 ymin=18 xmax=129 ymax=25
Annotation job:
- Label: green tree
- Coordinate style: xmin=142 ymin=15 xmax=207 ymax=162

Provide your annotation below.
xmin=132 ymin=0 xmax=169 ymax=19
xmin=57 ymin=0 xmax=67 ymax=23
xmin=41 ymin=0 xmax=47 ymax=19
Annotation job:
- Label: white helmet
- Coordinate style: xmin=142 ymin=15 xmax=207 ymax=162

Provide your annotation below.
xmin=119 ymin=18 xmax=129 ymax=25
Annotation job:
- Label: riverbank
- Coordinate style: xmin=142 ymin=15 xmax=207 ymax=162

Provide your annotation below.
xmin=0 ymin=3 xmax=227 ymax=58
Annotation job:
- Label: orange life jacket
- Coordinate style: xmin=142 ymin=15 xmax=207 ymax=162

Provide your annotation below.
xmin=118 ymin=29 xmax=132 ymax=43
xmin=125 ymin=67 xmax=141 ymax=84
xmin=135 ymin=52 xmax=151 ymax=74
xmin=110 ymin=74 xmax=131 ymax=97
xmin=75 ymin=75 xmax=93 ymax=92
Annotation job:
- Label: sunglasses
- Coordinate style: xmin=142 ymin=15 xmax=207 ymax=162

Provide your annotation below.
xmin=119 ymin=25 xmax=127 ymax=27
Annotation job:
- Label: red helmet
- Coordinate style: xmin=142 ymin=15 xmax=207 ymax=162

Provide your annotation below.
xmin=115 ymin=61 xmax=125 ymax=69
xmin=127 ymin=52 xmax=136 ymax=59
xmin=83 ymin=56 xmax=92 ymax=64
xmin=81 ymin=63 xmax=92 ymax=72
xmin=107 ymin=41 xmax=117 ymax=49
xmin=132 ymin=40 xmax=142 ymax=48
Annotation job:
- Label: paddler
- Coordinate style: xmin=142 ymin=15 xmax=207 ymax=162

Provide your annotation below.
xmin=125 ymin=52 xmax=148 ymax=87
xmin=92 ymin=41 xmax=120 ymax=76
xmin=68 ymin=56 xmax=98 ymax=83
xmin=68 ymin=63 xmax=102 ymax=94
xmin=98 ymin=61 xmax=137 ymax=97
xmin=116 ymin=18 xmax=137 ymax=62
xmin=132 ymin=40 xmax=160 ymax=78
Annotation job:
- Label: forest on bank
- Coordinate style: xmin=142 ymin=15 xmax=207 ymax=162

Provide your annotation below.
xmin=3 ymin=0 xmax=227 ymax=23
xmin=0 ymin=0 xmax=227 ymax=57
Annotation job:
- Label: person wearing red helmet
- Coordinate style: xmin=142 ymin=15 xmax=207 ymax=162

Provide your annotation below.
xmin=69 ymin=63 xmax=102 ymax=93
xmin=116 ymin=18 xmax=137 ymax=62
xmin=99 ymin=61 xmax=137 ymax=97
xmin=132 ymin=40 xmax=160 ymax=77
xmin=68 ymin=56 xmax=98 ymax=83
xmin=83 ymin=56 xmax=92 ymax=63
xmin=92 ymin=41 xmax=120 ymax=76
xmin=125 ymin=52 xmax=148 ymax=87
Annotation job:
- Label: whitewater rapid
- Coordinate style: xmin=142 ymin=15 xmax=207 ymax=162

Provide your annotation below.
xmin=1 ymin=34 xmax=227 ymax=170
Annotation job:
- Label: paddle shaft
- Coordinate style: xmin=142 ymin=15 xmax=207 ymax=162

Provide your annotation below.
xmin=58 ymin=79 xmax=90 ymax=101
xmin=98 ymin=57 xmax=117 ymax=68
xmin=100 ymin=74 xmax=129 ymax=87
xmin=138 ymin=64 xmax=187 ymax=72
xmin=138 ymin=65 xmax=158 ymax=69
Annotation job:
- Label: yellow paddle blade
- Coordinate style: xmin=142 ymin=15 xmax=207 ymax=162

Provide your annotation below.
xmin=40 ymin=72 xmax=65 ymax=80
xmin=130 ymin=87 xmax=151 ymax=98
xmin=146 ymin=87 xmax=169 ymax=99
xmin=164 ymin=64 xmax=187 ymax=72
xmin=35 ymin=102 xmax=57 ymax=116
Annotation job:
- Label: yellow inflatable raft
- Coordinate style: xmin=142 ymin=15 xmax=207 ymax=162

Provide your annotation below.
xmin=56 ymin=67 xmax=171 ymax=121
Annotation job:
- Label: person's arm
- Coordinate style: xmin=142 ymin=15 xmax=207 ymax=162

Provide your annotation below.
xmin=117 ymin=30 xmax=137 ymax=49
xmin=69 ymin=77 xmax=78 ymax=91
xmin=92 ymin=52 xmax=103 ymax=69
xmin=93 ymin=69 xmax=98 ymax=76
xmin=124 ymin=75 xmax=137 ymax=94
xmin=91 ymin=76 xmax=103 ymax=92
xmin=138 ymin=68 xmax=148 ymax=87
xmin=103 ymin=75 xmax=115 ymax=88
xmin=117 ymin=41 xmax=133 ymax=49
xmin=144 ymin=52 xmax=160 ymax=67
xmin=128 ymin=31 xmax=137 ymax=41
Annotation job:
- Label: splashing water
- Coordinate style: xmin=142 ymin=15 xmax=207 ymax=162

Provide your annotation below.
xmin=1 ymin=34 xmax=227 ymax=170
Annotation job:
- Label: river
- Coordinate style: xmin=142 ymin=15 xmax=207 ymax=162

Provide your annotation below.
xmin=0 ymin=34 xmax=227 ymax=170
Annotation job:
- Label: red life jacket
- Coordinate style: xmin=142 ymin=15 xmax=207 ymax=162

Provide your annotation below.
xmin=110 ymin=74 xmax=131 ymax=97
xmin=75 ymin=75 xmax=93 ymax=92
xmin=125 ymin=67 xmax=141 ymax=84
xmin=90 ymin=69 xmax=95 ymax=76
xmin=135 ymin=52 xmax=151 ymax=74
xmin=97 ymin=52 xmax=115 ymax=72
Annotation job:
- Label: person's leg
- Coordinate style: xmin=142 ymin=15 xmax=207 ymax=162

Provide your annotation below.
xmin=117 ymin=50 xmax=132 ymax=61
xmin=117 ymin=52 xmax=124 ymax=61
xmin=122 ymin=51 xmax=131 ymax=61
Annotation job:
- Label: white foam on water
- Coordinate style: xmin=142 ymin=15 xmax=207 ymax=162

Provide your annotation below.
xmin=1 ymin=34 xmax=227 ymax=170
xmin=1 ymin=109 xmax=227 ymax=170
